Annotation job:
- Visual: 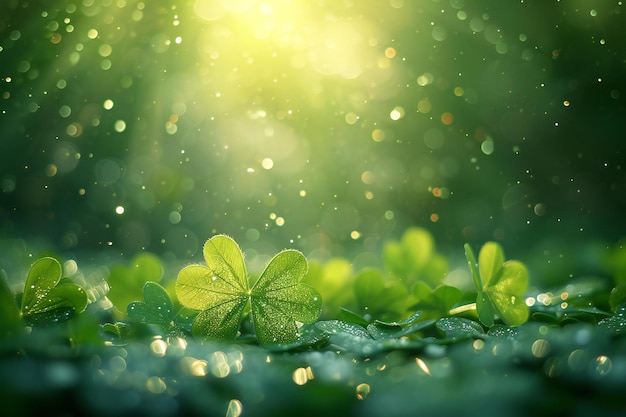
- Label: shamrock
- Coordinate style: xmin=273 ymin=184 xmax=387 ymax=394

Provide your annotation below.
xmin=127 ymin=282 xmax=179 ymax=335
xmin=21 ymin=257 xmax=88 ymax=325
xmin=464 ymin=242 xmax=529 ymax=327
xmin=175 ymin=235 xmax=322 ymax=344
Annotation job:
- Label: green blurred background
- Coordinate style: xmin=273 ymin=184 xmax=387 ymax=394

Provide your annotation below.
xmin=1 ymin=0 xmax=625 ymax=277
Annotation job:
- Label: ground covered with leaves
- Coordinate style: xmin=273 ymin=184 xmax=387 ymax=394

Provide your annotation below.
xmin=3 ymin=229 xmax=626 ymax=416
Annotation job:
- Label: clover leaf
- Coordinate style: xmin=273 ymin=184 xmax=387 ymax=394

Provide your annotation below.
xmin=464 ymin=242 xmax=529 ymax=327
xmin=175 ymin=235 xmax=322 ymax=344
xmin=21 ymin=257 xmax=88 ymax=325
xmin=127 ymin=281 xmax=179 ymax=335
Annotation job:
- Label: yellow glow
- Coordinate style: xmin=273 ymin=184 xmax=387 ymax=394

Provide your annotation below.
xmin=473 ymin=339 xmax=485 ymax=351
xmin=355 ymin=383 xmax=371 ymax=400
xmin=261 ymin=158 xmax=274 ymax=170
xmin=595 ymin=355 xmax=612 ymax=375
xmin=193 ymin=0 xmax=226 ymax=21
xmin=150 ymin=338 xmax=168 ymax=357
xmin=345 ymin=112 xmax=359 ymax=125
xmin=181 ymin=357 xmax=209 ymax=377
xmin=415 ymin=357 xmax=431 ymax=376
xmin=146 ymin=376 xmax=167 ymax=394
xmin=292 ymin=367 xmax=309 ymax=385
xmin=226 ymin=399 xmax=243 ymax=417
xmin=172 ymin=337 xmax=188 ymax=351
xmin=531 ymin=339 xmax=550 ymax=358
xmin=191 ymin=0 xmax=379 ymax=103
xmin=390 ymin=106 xmax=405 ymax=121
xmin=371 ymin=129 xmax=385 ymax=142
xmin=209 ymin=351 xmax=231 ymax=378
xmin=417 ymin=98 xmax=432 ymax=113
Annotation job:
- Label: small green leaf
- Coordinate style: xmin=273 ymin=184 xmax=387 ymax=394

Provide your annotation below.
xmin=436 ymin=317 xmax=485 ymax=339
xmin=176 ymin=235 xmax=322 ymax=344
xmin=367 ymin=319 xmax=434 ymax=340
xmin=466 ymin=243 xmax=529 ymax=327
xmin=21 ymin=257 xmax=88 ymax=323
xmin=316 ymin=320 xmax=372 ymax=339
xmin=464 ymin=244 xmax=481 ymax=293
xmin=102 ymin=322 xmax=134 ymax=345
xmin=338 ymin=307 xmax=370 ymax=327
xmin=478 ymin=242 xmax=505 ymax=288
xmin=477 ymin=292 xmax=495 ymax=327
xmin=127 ymin=282 xmax=177 ymax=332
xmin=374 ymin=311 xmax=423 ymax=328
xmin=265 ymin=324 xmax=330 ymax=352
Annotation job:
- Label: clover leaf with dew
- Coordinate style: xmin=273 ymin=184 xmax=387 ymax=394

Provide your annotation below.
xmin=21 ymin=257 xmax=88 ymax=325
xmin=175 ymin=235 xmax=322 ymax=345
xmin=127 ymin=281 xmax=181 ymax=335
xmin=464 ymin=242 xmax=529 ymax=327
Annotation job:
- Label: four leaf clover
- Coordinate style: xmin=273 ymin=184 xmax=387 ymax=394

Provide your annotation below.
xmin=464 ymin=242 xmax=529 ymax=327
xmin=175 ymin=235 xmax=322 ymax=344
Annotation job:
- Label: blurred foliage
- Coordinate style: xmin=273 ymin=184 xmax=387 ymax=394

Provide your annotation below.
xmin=0 ymin=271 xmax=23 ymax=338
xmin=383 ymin=227 xmax=448 ymax=288
xmin=106 ymin=252 xmax=164 ymax=315
xmin=0 ymin=0 xmax=625 ymax=269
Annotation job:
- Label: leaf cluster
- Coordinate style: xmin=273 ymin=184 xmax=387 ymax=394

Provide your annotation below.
xmin=2 ymin=230 xmax=625 ymax=354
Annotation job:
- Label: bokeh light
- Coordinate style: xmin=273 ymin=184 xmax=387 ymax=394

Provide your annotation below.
xmin=0 ymin=0 xmax=624 ymax=271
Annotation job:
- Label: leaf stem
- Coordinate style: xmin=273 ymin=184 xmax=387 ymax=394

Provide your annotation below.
xmin=449 ymin=303 xmax=477 ymax=316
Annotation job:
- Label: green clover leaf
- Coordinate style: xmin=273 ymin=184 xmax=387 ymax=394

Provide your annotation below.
xmin=175 ymin=235 xmax=322 ymax=344
xmin=464 ymin=242 xmax=529 ymax=327
xmin=21 ymin=257 xmax=88 ymax=325
xmin=127 ymin=282 xmax=178 ymax=334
